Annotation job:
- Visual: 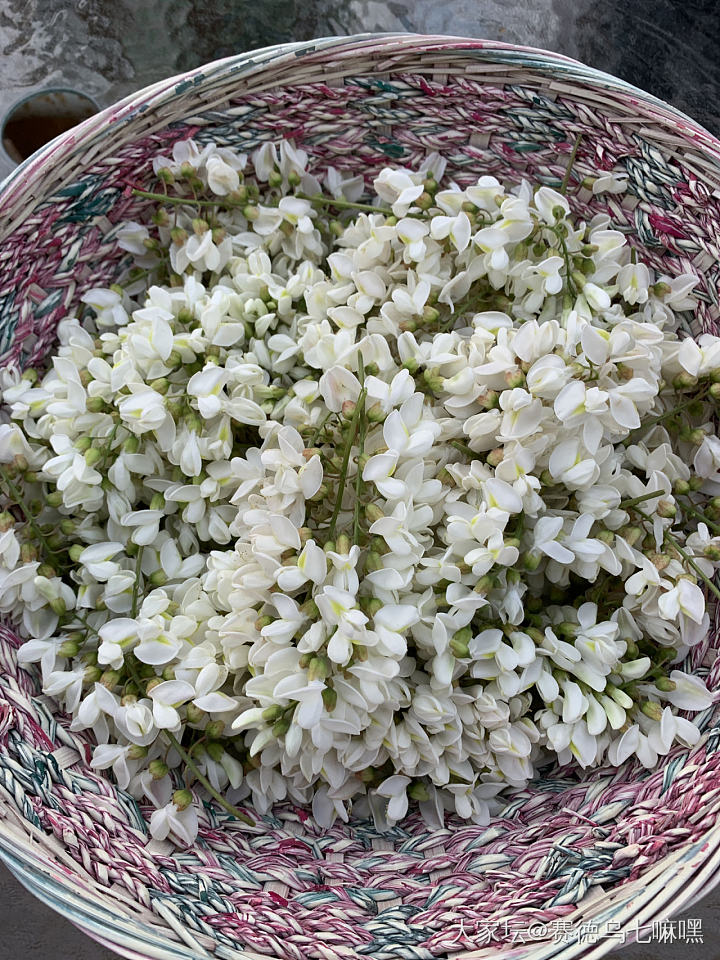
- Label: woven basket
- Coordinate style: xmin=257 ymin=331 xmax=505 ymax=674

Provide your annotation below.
xmin=2 ymin=33 xmax=720 ymax=960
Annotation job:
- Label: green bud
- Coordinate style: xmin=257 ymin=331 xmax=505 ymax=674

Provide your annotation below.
xmin=522 ymin=551 xmax=542 ymax=572
xmin=504 ymin=369 xmax=526 ymax=389
xmin=99 ymin=669 xmax=121 ymax=689
xmin=272 ymin=716 xmax=291 ymax=737
xmin=86 ymin=396 xmax=106 ymax=413
xmin=486 ymin=448 xmax=504 ymax=468
xmin=243 ymin=204 xmax=259 ymax=221
xmin=366 ymin=551 xmax=383 ymax=572
xmin=58 ymin=639 xmax=80 ymax=658
xmin=673 ymin=479 xmax=691 ymax=495
xmin=307 ymin=656 xmax=330 ymax=682
xmin=341 ymin=399 xmax=357 ymax=419
xmin=149 ymin=570 xmax=167 ymax=587
xmin=652 ymin=281 xmax=672 ymax=298
xmin=50 ymin=596 xmax=67 ymax=616
xmin=76 ymin=436 xmax=92 ymax=453
xmin=0 ymin=511 xmax=14 ymax=531
xmin=688 ymin=476 xmax=704 ymax=492
xmin=21 ymin=367 xmax=38 ymax=383
xmin=640 ymin=700 xmax=663 ymax=721
xmin=161 ymin=665 xmax=176 ymax=681
xmin=308 ymin=484 xmax=328 ymax=502
xmin=300 ymin=598 xmax=320 ymax=619
xmin=83 ymin=665 xmax=102 ymax=684
xmin=205 ymin=720 xmax=225 ymax=739
xmin=422 ymin=305 xmax=440 ymax=324
xmin=322 ymin=686 xmax=338 ymax=712
xmin=359 ymin=596 xmax=382 ymax=618
xmin=366 ymin=405 xmax=386 ymax=423
xmin=262 ymin=705 xmax=284 ymax=723
xmin=415 ymin=191 xmax=433 ymax=210
xmin=474 ymin=574 xmax=495 ymax=593
xmin=150 ymin=378 xmax=169 ymax=396
xmin=149 ymin=492 xmax=165 ymax=511
xmin=365 ymin=503 xmax=384 ymax=524
xmin=335 ymin=533 xmax=351 ymax=555
xmin=422 ymin=368 xmax=444 ymax=393
xmin=206 ymin=741 xmax=225 ymax=762
xmin=672 ymin=371 xmax=698 ymax=390
xmin=58 ymin=518 xmax=74 ymax=536
xmin=145 ymin=677 xmax=164 ymax=694
xmin=127 ymin=744 xmax=148 ymax=759
xmin=402 ymin=357 xmax=419 ymax=374
xmin=254 ymin=615 xmax=273 ymax=631
xmin=172 ymin=788 xmax=193 ymax=810
xmin=84 ymin=447 xmax=103 ymax=467
xmin=408 ymin=781 xmax=429 ymax=801
xmin=148 ymin=759 xmax=169 ymax=780
xmin=122 ymin=434 xmax=140 ymax=454
xmin=655 ymin=676 xmax=677 ymax=692
xmin=185 ymin=703 xmax=204 ymax=724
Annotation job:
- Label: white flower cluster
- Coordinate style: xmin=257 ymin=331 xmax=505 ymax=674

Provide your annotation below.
xmin=1 ymin=138 xmax=718 ymax=844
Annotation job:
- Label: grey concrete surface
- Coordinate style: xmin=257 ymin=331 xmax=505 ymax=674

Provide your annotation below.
xmin=1 ymin=1 xmax=720 ymax=958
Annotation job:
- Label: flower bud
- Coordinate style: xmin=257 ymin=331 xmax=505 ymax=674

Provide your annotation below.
xmin=359 ymin=596 xmax=382 ymax=618
xmin=127 ymin=744 xmax=148 ymax=759
xmin=0 ymin=511 xmax=14 ymax=531
xmin=365 ymin=503 xmax=384 ymax=524
xmin=522 ymin=551 xmax=542 ymax=571
xmin=341 ymin=399 xmax=357 ymax=419
xmin=474 ymin=574 xmax=495 ymax=593
xmin=656 ymin=499 xmax=676 ymax=518
xmin=50 ymin=596 xmax=67 ymax=616
xmin=655 ymin=676 xmax=677 ymax=692
xmin=652 ymin=281 xmax=672 ymax=298
xmin=422 ymin=368 xmax=444 ymax=393
xmin=300 ymin=598 xmax=319 ymax=619
xmin=422 ymin=305 xmax=440 ymax=324
xmin=504 ymin=369 xmax=526 ymax=389
xmin=640 ymin=700 xmax=663 ymax=721
xmin=624 ymin=526 xmax=644 ymax=547
xmin=173 ymin=788 xmax=193 ymax=810
xmin=86 ymin=396 xmax=106 ymax=413
xmin=672 ymin=371 xmax=698 ymax=390
xmin=99 ymin=669 xmax=121 ymax=689
xmin=84 ymin=447 xmax=103 ymax=467
xmin=20 ymin=543 xmax=38 ymax=563
xmin=415 ymin=191 xmax=433 ymax=210
xmin=481 ymin=390 xmax=499 ymax=410
xmin=149 ymin=759 xmax=169 ymax=780
xmin=185 ymin=703 xmax=204 ymax=724
xmin=308 ymin=483 xmax=328 ymax=501
xmin=402 ymin=357 xmax=419 ymax=374
xmin=366 ymin=405 xmax=386 ymax=423
xmin=307 ymin=656 xmax=330 ymax=682
xmin=272 ymin=716 xmax=291 ymax=737
xmin=335 ymin=533 xmax=351 ymax=554
xmin=673 ymin=479 xmax=691 ymax=495
xmin=84 ymin=665 xmax=102 ymax=684
xmin=688 ymin=476 xmax=704 ymax=492
xmin=149 ymin=570 xmax=168 ymax=587
xmin=243 ymin=205 xmax=259 ymax=221
xmin=145 ymin=677 xmax=164 ymax=694
xmin=59 ymin=638 xmax=80 ymax=658
xmin=206 ymin=741 xmax=225 ymax=762
xmin=262 ymin=705 xmax=284 ymax=723
xmin=408 ymin=781 xmax=429 ymax=801
xmin=704 ymin=543 xmax=720 ymax=561
xmin=322 ymin=687 xmax=338 ymax=712
xmin=486 ymin=448 xmax=504 ymax=468
xmin=365 ymin=551 xmax=383 ymax=572
xmin=206 ymin=720 xmax=225 ymax=739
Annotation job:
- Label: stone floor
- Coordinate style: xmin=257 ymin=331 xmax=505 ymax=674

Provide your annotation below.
xmin=1 ymin=1 xmax=720 ymax=958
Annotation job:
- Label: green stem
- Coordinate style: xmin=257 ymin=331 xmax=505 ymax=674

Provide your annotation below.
xmin=624 ymin=391 xmax=708 ymax=444
xmin=164 ymin=730 xmax=254 ymax=824
xmin=620 ymin=490 xmax=665 ymax=510
xmin=297 ymin=192 xmax=393 ymax=216
xmin=353 ymin=360 xmax=367 ymax=545
xmin=327 ymin=388 xmax=367 ymax=541
xmin=635 ymin=507 xmax=720 ymax=601
xmin=131 ymin=545 xmax=145 ymax=618
xmin=0 ymin=469 xmax=63 ymax=559
xmin=560 ymin=133 xmax=582 ymax=195
xmin=451 ymin=440 xmax=477 ymax=458
xmin=131 ymin=188 xmax=237 ymax=209
xmin=309 ymin=411 xmax=333 ymax=446
xmin=681 ymin=500 xmax=720 ymax=536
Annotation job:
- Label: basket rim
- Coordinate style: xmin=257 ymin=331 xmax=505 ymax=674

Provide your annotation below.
xmin=2 ymin=31 xmax=720 ymax=220
xmin=1 ymin=30 xmax=720 ymax=960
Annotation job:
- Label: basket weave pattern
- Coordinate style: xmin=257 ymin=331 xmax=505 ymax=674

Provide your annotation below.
xmin=1 ymin=35 xmax=720 ymax=960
